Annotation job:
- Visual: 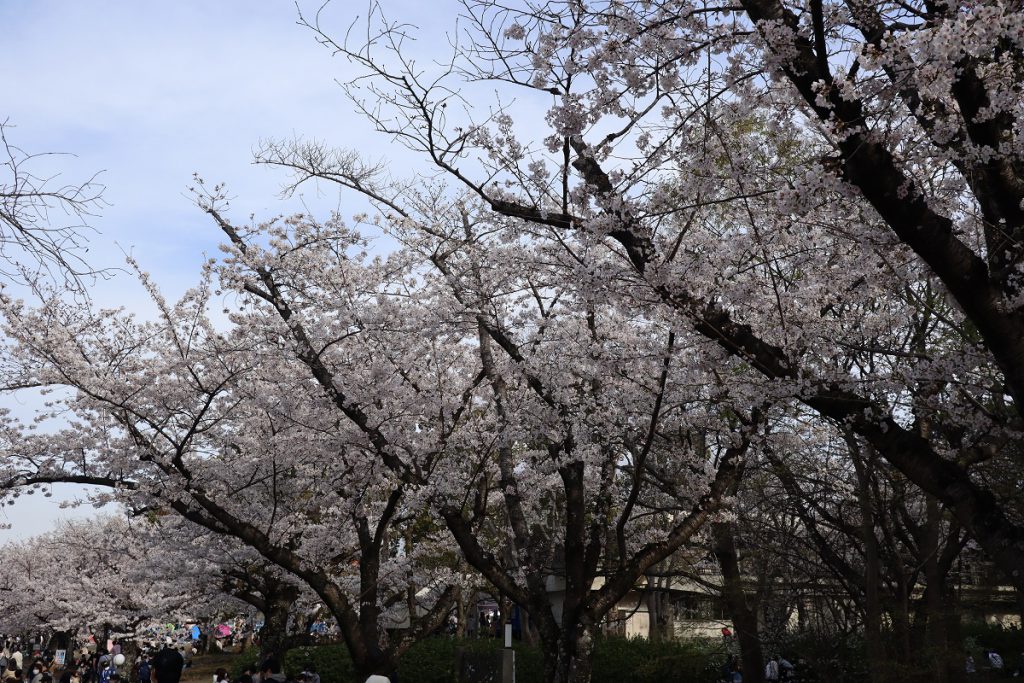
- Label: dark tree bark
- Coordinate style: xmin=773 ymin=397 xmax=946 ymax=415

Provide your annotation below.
xmin=259 ymin=584 xmax=299 ymax=665
xmin=850 ymin=442 xmax=884 ymax=683
xmin=712 ymin=522 xmax=765 ymax=683
xmin=223 ymin=571 xmax=300 ymax=665
xmin=645 ymin=575 xmax=670 ymax=643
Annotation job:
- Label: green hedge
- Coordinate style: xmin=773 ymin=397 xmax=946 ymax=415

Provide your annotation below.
xmin=591 ymin=636 xmax=720 ymax=683
xmin=766 ymin=623 xmax=1024 ymax=683
xmin=397 ymin=638 xmax=543 ymax=683
xmin=230 ymin=647 xmax=261 ymax=677
xmin=962 ymin=621 xmax=1024 ymax=658
xmin=280 ymin=639 xmax=541 ymax=683
xmin=286 ymin=645 xmax=358 ymax=683
xmin=228 ymin=626 xmax=1024 ymax=683
xmin=238 ymin=636 xmax=719 ymax=683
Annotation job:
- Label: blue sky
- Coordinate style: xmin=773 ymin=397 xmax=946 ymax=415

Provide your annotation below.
xmin=0 ymin=0 xmax=450 ymax=539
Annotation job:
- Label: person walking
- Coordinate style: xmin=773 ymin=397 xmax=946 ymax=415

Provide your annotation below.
xmin=257 ymin=660 xmax=285 ymax=683
xmin=720 ymin=656 xmax=742 ymax=683
xmin=136 ymin=656 xmax=150 ymax=683
xmin=30 ymin=659 xmax=48 ymax=683
xmin=765 ymin=656 xmax=780 ymax=682
xmin=150 ymin=641 xmax=183 ymax=683
xmin=99 ymin=659 xmax=117 ymax=683
xmin=778 ymin=655 xmax=795 ymax=682
xmin=987 ymin=649 xmax=1005 ymax=672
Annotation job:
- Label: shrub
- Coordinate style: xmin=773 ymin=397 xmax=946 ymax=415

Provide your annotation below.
xmin=285 ymin=644 xmax=357 ymax=683
xmin=962 ymin=621 xmax=1024 ymax=659
xmin=591 ymin=636 xmax=719 ymax=683
xmin=962 ymin=621 xmax=1024 ymax=678
xmin=242 ymin=633 xmax=727 ymax=682
xmin=395 ymin=638 xmax=458 ymax=683
xmin=229 ymin=648 xmax=261 ymax=679
xmin=254 ymin=625 xmax=1001 ymax=683
xmin=396 ymin=637 xmax=543 ymax=683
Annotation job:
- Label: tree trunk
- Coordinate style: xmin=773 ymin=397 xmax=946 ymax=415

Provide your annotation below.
xmin=542 ymin=624 xmax=596 ymax=683
xmin=260 ymin=589 xmax=299 ymax=667
xmin=712 ymin=522 xmax=765 ymax=683
xmin=48 ymin=631 xmax=71 ymax=652
xmin=850 ymin=441 xmax=885 ymax=682
xmin=646 ymin=576 xmax=669 ymax=642
xmin=455 ymin=590 xmax=468 ymax=639
xmin=941 ymin=587 xmax=965 ymax=683
xmin=351 ymin=647 xmax=395 ymax=683
xmin=890 ymin=581 xmax=913 ymax=662
xmin=923 ymin=497 xmax=950 ymax=683
xmin=520 ymin=607 xmax=538 ymax=646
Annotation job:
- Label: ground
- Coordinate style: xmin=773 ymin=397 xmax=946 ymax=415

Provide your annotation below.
xmin=181 ymin=653 xmax=241 ymax=683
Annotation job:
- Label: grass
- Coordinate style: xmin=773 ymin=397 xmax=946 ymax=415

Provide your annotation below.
xmin=181 ymin=653 xmax=243 ymax=683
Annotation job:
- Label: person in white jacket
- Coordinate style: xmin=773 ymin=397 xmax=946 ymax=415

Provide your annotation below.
xmin=765 ymin=656 xmax=780 ymax=681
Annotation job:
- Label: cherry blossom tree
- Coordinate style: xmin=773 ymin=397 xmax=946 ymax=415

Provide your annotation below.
xmin=0 ymin=216 xmax=469 ymax=680
xmin=397 ymin=201 xmax=763 ymax=682
xmin=2 ymin=5 xmax=1021 ymax=682
xmin=197 ymin=184 xmax=762 ymax=681
xmin=0 ymin=515 xmax=236 ymax=642
xmin=0 ymin=181 xmax=775 ymax=682
xmin=735 ymin=417 xmax=972 ymax=681
xmin=285 ymin=0 xmax=1024 ymax=609
xmin=133 ymin=514 xmax=310 ymax=662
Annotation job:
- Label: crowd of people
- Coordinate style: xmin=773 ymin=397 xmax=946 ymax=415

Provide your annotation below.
xmin=0 ymin=643 xmax=129 ymax=683
xmin=0 ymin=637 xmax=199 ymax=683
xmin=131 ymin=644 xmax=320 ymax=683
xmin=0 ymin=645 xmax=53 ymax=683
xmin=0 ymin=627 xmax=331 ymax=683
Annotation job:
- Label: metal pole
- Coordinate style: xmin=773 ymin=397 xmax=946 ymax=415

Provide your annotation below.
xmin=502 ymin=624 xmax=515 ymax=683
